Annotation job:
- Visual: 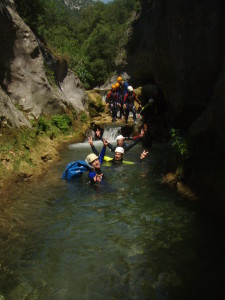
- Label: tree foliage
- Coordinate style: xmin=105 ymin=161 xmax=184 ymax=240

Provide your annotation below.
xmin=15 ymin=0 xmax=141 ymax=88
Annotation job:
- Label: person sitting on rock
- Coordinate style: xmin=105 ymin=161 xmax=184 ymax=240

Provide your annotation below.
xmin=123 ymin=86 xmax=141 ymax=124
xmin=115 ymin=81 xmax=125 ymax=119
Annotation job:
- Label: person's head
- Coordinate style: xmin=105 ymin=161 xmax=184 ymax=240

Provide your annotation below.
xmin=85 ymin=153 xmax=100 ymax=169
xmin=115 ymin=82 xmax=120 ymax=89
xmin=114 ymin=147 xmax=124 ymax=161
xmin=116 ymin=134 xmax=125 ymax=146
xmin=117 ymin=76 xmax=123 ymax=84
xmin=111 ymin=84 xmax=116 ymax=91
xmin=127 ymin=86 xmax=133 ymax=94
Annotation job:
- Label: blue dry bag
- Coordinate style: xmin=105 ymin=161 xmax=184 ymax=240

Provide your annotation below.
xmin=61 ymin=160 xmax=93 ymax=180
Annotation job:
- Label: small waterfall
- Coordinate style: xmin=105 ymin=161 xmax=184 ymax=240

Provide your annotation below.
xmin=102 ymin=126 xmax=121 ymax=142
xmin=69 ymin=126 xmax=121 ymax=149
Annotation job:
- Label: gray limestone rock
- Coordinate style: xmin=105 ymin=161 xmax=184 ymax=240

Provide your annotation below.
xmin=0 ymin=0 xmax=87 ymax=126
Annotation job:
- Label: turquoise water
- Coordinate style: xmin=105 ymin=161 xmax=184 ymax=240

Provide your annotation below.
xmin=0 ymin=141 xmax=224 ymax=299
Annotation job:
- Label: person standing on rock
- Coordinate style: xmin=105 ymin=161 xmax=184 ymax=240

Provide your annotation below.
xmin=117 ymin=76 xmax=129 ymax=119
xmin=106 ymin=84 xmax=119 ymax=123
xmin=123 ymin=86 xmax=141 ymax=124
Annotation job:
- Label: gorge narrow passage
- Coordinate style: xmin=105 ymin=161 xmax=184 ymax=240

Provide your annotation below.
xmin=0 ymin=131 xmax=225 ymax=300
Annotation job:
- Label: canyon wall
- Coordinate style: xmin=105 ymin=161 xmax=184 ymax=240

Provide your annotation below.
xmin=126 ymin=0 xmax=225 ymax=206
xmin=0 ymin=0 xmax=86 ymax=128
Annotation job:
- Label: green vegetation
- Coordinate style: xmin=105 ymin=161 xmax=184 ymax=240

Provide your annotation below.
xmin=79 ymin=112 xmax=87 ymax=123
xmin=51 ymin=114 xmax=72 ymax=132
xmin=14 ymin=0 xmax=141 ymax=88
xmin=170 ymin=129 xmax=189 ymax=159
xmin=44 ymin=63 xmax=56 ymax=86
xmin=0 ymin=113 xmax=76 ymax=176
xmin=170 ymin=129 xmax=190 ymax=181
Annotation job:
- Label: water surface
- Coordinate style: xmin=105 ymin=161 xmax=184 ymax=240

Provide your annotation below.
xmin=0 ymin=141 xmax=224 ymax=300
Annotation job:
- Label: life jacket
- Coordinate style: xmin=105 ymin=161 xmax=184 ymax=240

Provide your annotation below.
xmin=104 ymin=156 xmax=135 ymax=165
xmin=109 ymin=91 xmax=118 ymax=103
xmin=61 ymin=160 xmax=93 ymax=180
xmin=124 ymin=92 xmax=136 ymax=105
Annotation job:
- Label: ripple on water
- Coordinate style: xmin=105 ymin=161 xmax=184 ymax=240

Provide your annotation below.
xmin=1 ymin=143 xmax=225 ymax=300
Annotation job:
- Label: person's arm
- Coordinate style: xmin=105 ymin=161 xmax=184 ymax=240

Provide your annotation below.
xmin=124 ymin=129 xmax=144 ymax=151
xmin=123 ymin=93 xmax=128 ymax=104
xmin=131 ymin=135 xmax=141 ymax=140
xmin=124 ymin=137 xmax=141 ymax=151
xmin=134 ymin=92 xmax=141 ymax=106
xmin=99 ymin=139 xmax=108 ymax=164
xmin=88 ymin=136 xmax=99 ymax=156
xmin=107 ymin=142 xmax=116 ymax=152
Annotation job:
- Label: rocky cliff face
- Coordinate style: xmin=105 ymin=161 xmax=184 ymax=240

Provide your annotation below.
xmin=0 ymin=0 xmax=86 ymax=127
xmin=126 ymin=0 xmax=225 ymax=207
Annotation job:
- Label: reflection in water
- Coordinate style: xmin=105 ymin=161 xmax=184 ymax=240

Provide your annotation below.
xmin=0 ymin=142 xmax=225 ymax=300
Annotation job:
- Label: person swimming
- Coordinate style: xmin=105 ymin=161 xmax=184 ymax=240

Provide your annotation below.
xmin=85 ymin=139 xmax=108 ymax=183
xmin=88 ymin=136 xmax=149 ymax=165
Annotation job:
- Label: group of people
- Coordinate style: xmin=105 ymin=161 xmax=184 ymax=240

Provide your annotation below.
xmin=85 ymin=129 xmax=149 ymax=183
xmin=106 ymin=76 xmax=141 ymax=124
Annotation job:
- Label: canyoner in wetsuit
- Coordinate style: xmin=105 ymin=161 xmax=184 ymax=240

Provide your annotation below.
xmin=94 ymin=129 xmax=144 ymax=153
xmin=123 ymin=86 xmax=141 ymax=124
xmin=88 ymin=137 xmax=149 ymax=165
xmin=116 ymin=76 xmax=129 ymax=119
xmin=106 ymin=84 xmax=120 ymax=123
xmin=85 ymin=139 xmax=108 ymax=183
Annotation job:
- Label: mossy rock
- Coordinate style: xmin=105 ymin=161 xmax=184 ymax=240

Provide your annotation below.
xmin=134 ymin=87 xmax=142 ymax=99
xmin=89 ymin=107 xmax=100 ymax=118
xmin=86 ymin=91 xmax=105 ymax=113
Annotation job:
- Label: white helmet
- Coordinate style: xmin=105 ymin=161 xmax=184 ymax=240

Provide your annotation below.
xmin=127 ymin=86 xmax=133 ymax=92
xmin=115 ymin=147 xmax=124 ymax=154
xmin=116 ymin=134 xmax=125 ymax=141
xmin=85 ymin=153 xmax=98 ymax=164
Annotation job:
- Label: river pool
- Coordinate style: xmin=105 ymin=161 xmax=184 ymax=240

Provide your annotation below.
xmin=0 ymin=139 xmax=224 ymax=300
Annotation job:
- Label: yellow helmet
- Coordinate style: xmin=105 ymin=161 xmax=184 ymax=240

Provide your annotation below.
xmin=111 ymin=84 xmax=116 ymax=89
xmin=117 ymin=76 xmax=123 ymax=82
xmin=115 ymin=82 xmax=120 ymax=88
